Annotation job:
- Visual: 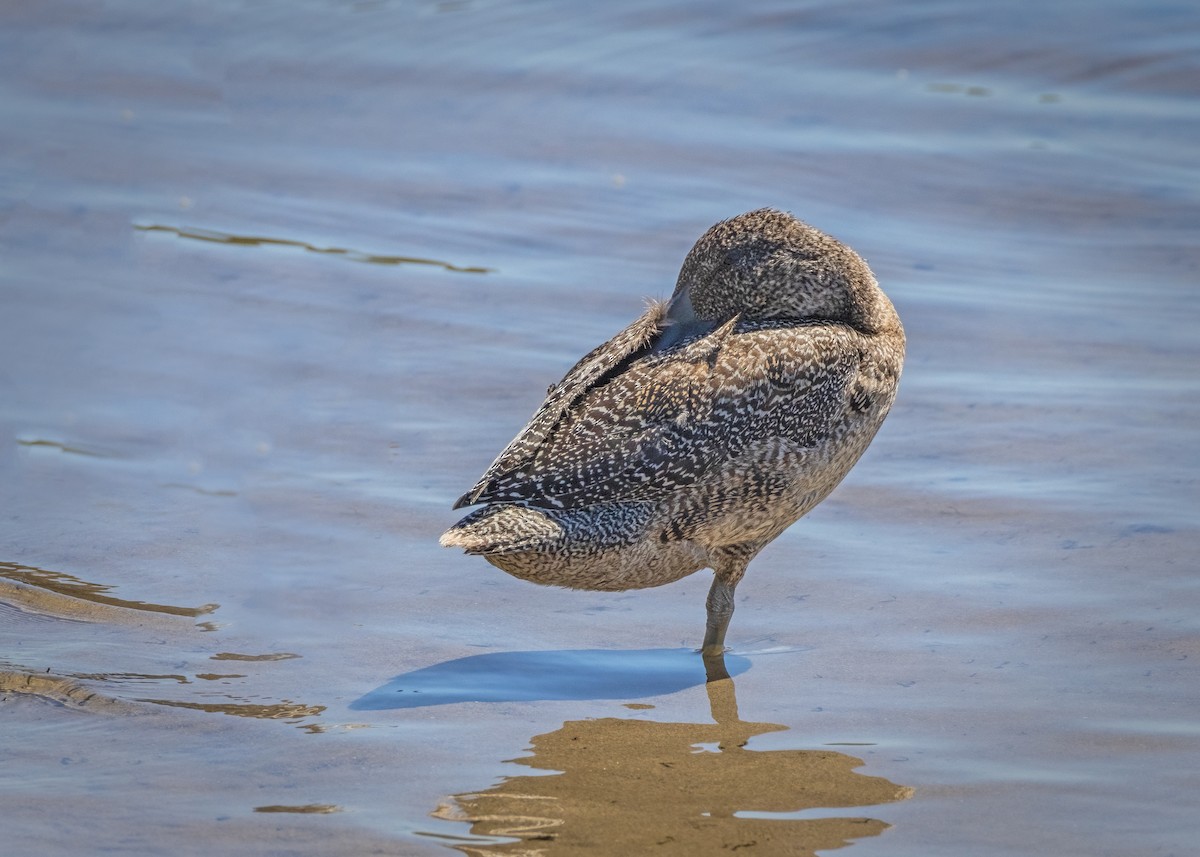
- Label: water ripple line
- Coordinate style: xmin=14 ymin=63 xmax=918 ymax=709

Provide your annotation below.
xmin=134 ymin=223 xmax=492 ymax=273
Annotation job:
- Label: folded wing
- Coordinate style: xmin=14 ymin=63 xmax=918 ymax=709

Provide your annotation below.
xmin=458 ymin=315 xmax=864 ymax=511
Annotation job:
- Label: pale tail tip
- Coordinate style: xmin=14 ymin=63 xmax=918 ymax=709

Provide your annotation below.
xmin=439 ymin=527 xmax=489 ymax=553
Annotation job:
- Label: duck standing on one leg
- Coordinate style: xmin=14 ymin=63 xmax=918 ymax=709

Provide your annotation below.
xmin=440 ymin=209 xmax=904 ymax=656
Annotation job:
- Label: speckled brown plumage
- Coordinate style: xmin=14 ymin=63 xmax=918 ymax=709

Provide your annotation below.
xmin=440 ymin=209 xmax=904 ymax=654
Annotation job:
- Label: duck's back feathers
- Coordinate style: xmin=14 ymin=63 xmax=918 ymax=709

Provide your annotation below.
xmin=456 ymin=315 xmax=891 ymax=514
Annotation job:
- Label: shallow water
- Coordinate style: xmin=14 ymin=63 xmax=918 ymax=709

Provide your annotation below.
xmin=2 ymin=1 xmax=1198 ymax=855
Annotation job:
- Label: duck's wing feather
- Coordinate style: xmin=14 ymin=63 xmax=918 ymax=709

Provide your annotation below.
xmin=459 ymin=316 xmax=866 ymax=511
xmin=455 ymin=301 xmax=667 ymax=508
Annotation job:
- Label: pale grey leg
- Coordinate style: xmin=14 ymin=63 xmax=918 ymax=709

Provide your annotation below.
xmin=701 ymin=550 xmax=753 ymax=657
xmin=701 ymin=575 xmax=736 ymax=657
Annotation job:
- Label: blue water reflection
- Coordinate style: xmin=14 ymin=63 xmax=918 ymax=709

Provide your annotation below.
xmin=352 ymin=648 xmax=750 ymax=710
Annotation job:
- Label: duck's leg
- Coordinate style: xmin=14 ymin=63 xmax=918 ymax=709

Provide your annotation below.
xmin=701 ymin=550 xmax=751 ymax=656
xmin=702 ymin=576 xmax=737 ymax=656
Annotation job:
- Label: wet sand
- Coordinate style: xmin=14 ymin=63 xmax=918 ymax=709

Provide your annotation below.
xmin=2 ymin=1 xmax=1198 ymax=855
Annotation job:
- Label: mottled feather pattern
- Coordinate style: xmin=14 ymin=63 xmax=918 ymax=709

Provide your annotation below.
xmin=448 ymin=500 xmax=709 ymax=591
xmin=464 ymin=319 xmax=867 ymax=512
xmin=441 ymin=209 xmax=904 ymax=645
xmin=454 ymin=301 xmax=666 ymax=509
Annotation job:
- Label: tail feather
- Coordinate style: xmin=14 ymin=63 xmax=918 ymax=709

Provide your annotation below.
xmin=439 ymin=504 xmax=563 ymax=555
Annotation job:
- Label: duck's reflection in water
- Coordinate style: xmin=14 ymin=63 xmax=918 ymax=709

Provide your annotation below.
xmin=431 ymin=657 xmax=912 ymax=856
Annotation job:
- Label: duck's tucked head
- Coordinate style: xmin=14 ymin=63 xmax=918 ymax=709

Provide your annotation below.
xmin=666 ymin=209 xmax=896 ymax=333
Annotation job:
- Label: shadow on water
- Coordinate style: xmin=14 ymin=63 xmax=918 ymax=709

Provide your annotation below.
xmin=424 ymin=669 xmax=913 ymax=856
xmin=351 ymin=648 xmax=751 ymax=710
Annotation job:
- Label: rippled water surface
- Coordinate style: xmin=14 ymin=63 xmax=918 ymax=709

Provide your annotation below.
xmin=2 ymin=1 xmax=1198 ymax=855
